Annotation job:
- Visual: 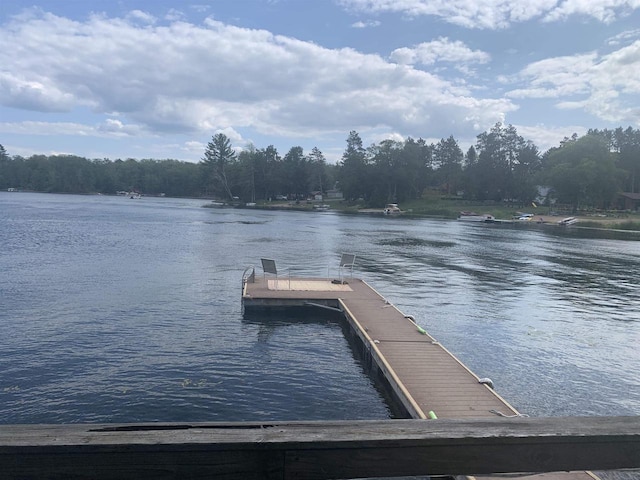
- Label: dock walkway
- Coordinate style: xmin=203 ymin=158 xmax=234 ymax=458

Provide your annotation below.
xmin=242 ymin=274 xmax=598 ymax=479
xmin=243 ymin=276 xmax=518 ymax=419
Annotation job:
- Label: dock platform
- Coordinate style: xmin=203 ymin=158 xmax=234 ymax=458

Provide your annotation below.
xmin=242 ymin=273 xmax=599 ymax=479
xmin=244 ymin=276 xmax=517 ymax=420
xmin=0 ymin=272 xmax=631 ymax=479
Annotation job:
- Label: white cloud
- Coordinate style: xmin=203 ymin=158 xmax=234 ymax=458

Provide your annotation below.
xmin=0 ymin=119 xmax=146 ymax=138
xmin=389 ymin=37 xmax=490 ymax=67
xmin=0 ymin=72 xmax=77 ymax=111
xmin=214 ymin=126 xmax=245 ymax=145
xmin=184 ymin=140 xmax=206 ymax=153
xmin=126 ymin=10 xmax=156 ymax=24
xmin=508 ymin=41 xmax=640 ymax=124
xmin=606 ymin=28 xmax=640 ymax=46
xmin=0 ymin=121 xmax=92 ymax=136
xmin=96 ymin=119 xmax=147 ymax=137
xmin=338 ymin=0 xmax=640 ymax=29
xmin=190 ymin=5 xmax=211 ymax=14
xmin=0 ymin=9 xmax=515 ymax=143
xmin=514 ymin=123 xmax=588 ymax=152
xmin=165 ymin=9 xmax=186 ymax=22
xmin=368 ymin=131 xmax=406 ymax=145
xmin=507 ymin=53 xmax=597 ymax=98
xmin=543 ymin=0 xmax=640 ymax=23
xmin=351 ymin=20 xmax=381 ymax=28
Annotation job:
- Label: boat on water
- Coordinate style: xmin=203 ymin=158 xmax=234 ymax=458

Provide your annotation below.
xmin=383 ymin=204 xmax=401 ymax=215
xmin=457 ymin=211 xmax=495 ymax=222
xmin=558 ymin=216 xmax=578 ymax=226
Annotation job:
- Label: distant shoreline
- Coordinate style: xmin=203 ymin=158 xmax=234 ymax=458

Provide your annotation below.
xmin=5 ymin=190 xmax=639 ymax=231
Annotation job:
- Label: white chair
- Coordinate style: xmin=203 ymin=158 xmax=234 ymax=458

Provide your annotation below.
xmin=339 ymin=253 xmax=356 ymax=282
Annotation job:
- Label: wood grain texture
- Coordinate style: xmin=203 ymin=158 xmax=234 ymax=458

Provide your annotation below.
xmin=1 ymin=417 xmax=638 ymax=479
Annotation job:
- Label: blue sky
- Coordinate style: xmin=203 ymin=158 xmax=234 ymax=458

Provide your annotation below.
xmin=1 ymin=0 xmax=639 ymax=163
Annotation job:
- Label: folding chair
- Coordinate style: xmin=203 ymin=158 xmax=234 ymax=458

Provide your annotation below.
xmin=339 ymin=253 xmax=356 ymax=282
xmin=261 ymin=258 xmax=290 ymax=290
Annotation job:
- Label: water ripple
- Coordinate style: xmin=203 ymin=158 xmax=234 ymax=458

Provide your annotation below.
xmin=1 ymin=193 xmax=638 ymax=428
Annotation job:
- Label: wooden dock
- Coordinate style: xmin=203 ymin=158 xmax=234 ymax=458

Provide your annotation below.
xmin=0 ymin=271 xmax=636 ymax=479
xmin=242 ymin=273 xmax=602 ymax=479
xmin=244 ymin=276 xmax=518 ymax=420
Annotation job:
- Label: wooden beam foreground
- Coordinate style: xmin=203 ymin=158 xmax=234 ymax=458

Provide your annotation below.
xmin=2 ymin=416 xmax=638 ymax=480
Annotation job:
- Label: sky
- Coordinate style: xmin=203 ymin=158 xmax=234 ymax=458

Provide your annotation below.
xmin=1 ymin=1 xmax=639 ymax=164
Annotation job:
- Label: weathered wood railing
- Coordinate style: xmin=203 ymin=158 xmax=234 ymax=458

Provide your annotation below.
xmin=2 ymin=416 xmax=638 ymax=479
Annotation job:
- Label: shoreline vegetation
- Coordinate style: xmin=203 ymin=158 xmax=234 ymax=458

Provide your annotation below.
xmin=5 ymin=189 xmax=639 ymax=231
xmin=3 ymin=127 xmax=640 ymax=231
xmin=200 ymin=194 xmax=640 ymax=232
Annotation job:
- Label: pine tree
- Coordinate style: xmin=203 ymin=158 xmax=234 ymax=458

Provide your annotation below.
xmin=202 ymin=133 xmax=236 ymax=200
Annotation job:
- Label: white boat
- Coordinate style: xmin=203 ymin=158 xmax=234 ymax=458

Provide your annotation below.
xmin=383 ymin=204 xmax=401 ymax=215
xmin=558 ymin=216 xmax=578 ymax=226
xmin=458 ymin=211 xmax=495 ymax=222
xmin=313 ymin=204 xmax=330 ymax=211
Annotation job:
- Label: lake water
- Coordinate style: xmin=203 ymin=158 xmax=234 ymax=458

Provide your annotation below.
xmin=1 ymin=193 xmax=639 ymax=429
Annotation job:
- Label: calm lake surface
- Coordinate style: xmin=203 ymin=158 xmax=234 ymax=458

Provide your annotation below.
xmin=1 ymin=192 xmax=639 ymax=427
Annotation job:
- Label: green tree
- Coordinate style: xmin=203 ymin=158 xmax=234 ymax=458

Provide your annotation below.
xmin=465 ymin=145 xmax=477 ymax=165
xmin=236 ymin=144 xmax=285 ymax=201
xmin=237 ymin=144 xmax=258 ymax=202
xmin=282 ymin=146 xmax=307 ymax=197
xmin=0 ymin=144 xmax=9 ymax=189
xmin=612 ymin=126 xmax=640 ymax=193
xmin=337 ymin=131 xmax=369 ymax=202
xmin=114 ymin=159 xmax=143 ymax=193
xmin=434 ymin=136 xmax=463 ymax=195
xmin=201 ymin=133 xmax=237 ymax=200
xmin=306 ymin=147 xmax=329 ymax=194
xmin=25 ymin=155 xmax=52 ymax=192
xmin=369 ymin=139 xmax=406 ymax=205
xmin=468 ymin=123 xmax=532 ymax=201
xmin=545 ymin=134 xmax=618 ymax=211
xmin=47 ymin=155 xmax=96 ymax=193
xmin=401 ymin=137 xmax=433 ymax=199
xmin=511 ymin=142 xmax=542 ymax=205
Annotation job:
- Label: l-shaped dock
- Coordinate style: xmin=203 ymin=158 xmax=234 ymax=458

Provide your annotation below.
xmin=0 ymin=270 xmax=636 ymax=479
xmin=242 ymin=270 xmax=600 ymax=479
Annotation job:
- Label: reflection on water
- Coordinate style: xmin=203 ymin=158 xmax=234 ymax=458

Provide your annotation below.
xmin=364 ymin=220 xmax=640 ymax=422
xmin=1 ymin=193 xmax=639 ymax=432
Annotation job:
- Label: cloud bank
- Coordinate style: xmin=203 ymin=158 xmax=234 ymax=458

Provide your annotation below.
xmin=0 ymin=8 xmax=513 ymax=143
xmin=0 ymin=4 xmax=638 ymax=159
xmin=339 ymin=0 xmax=640 ymax=29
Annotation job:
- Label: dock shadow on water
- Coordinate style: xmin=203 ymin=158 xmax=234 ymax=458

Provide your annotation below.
xmin=242 ymin=308 xmax=407 ymax=420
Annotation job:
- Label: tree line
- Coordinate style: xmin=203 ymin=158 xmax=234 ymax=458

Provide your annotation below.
xmin=1 ymin=124 xmax=639 ymax=210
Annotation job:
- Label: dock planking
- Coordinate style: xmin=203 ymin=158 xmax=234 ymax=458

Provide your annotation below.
xmin=0 ymin=273 xmax=631 ymax=479
xmin=243 ymin=276 xmax=518 ymax=420
xmin=242 ymin=273 xmax=601 ymax=479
